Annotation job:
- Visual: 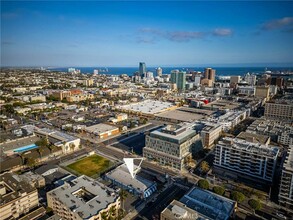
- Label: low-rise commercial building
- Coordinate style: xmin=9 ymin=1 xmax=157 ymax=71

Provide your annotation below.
xmin=143 ymin=123 xmax=201 ymax=170
xmin=35 ymin=128 xmax=80 ymax=154
xmin=84 ymin=123 xmax=120 ymax=139
xmin=0 ymin=173 xmax=39 ymax=220
xmin=116 ymin=99 xmax=176 ymax=116
xmin=105 ymin=164 xmax=157 ymax=198
xmin=109 ymin=113 xmax=128 ymax=123
xmin=19 ymin=171 xmax=45 ymax=188
xmin=161 ymin=187 xmax=236 ymax=220
xmin=236 ymin=131 xmax=270 ymax=145
xmin=279 ymin=146 xmax=293 ymax=210
xmin=214 ymin=137 xmax=279 ymax=182
xmin=47 ymin=175 xmax=120 ymax=220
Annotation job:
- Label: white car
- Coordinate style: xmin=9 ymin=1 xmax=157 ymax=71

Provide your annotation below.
xmin=276 ymin=213 xmax=287 ymax=219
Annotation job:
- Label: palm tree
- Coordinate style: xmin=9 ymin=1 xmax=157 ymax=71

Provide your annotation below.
xmin=26 ymin=157 xmax=37 ymax=169
xmin=69 ymin=143 xmax=76 ymax=152
xmin=19 ymin=152 xmax=26 ymax=166
xmin=37 ymin=148 xmax=44 ymax=160
xmin=108 ymin=206 xmax=116 ymax=219
xmin=200 ymin=161 xmax=210 ymax=173
xmin=86 ymin=140 xmax=91 ymax=147
xmin=119 ymin=189 xmax=128 ymax=213
xmin=48 ymin=145 xmax=54 ymax=153
xmin=101 ymin=211 xmax=108 ymax=220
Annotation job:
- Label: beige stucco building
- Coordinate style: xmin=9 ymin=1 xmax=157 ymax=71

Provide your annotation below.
xmin=47 ymin=175 xmax=120 ymax=220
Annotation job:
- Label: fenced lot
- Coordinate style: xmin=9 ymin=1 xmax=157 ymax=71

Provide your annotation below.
xmin=66 ymin=154 xmax=114 ymax=178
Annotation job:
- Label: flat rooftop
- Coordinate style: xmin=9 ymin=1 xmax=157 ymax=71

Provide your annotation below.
xmin=237 ymin=131 xmax=270 ymax=145
xmin=219 ymin=137 xmax=279 ymax=158
xmin=117 ymin=100 xmax=176 ymax=114
xmin=0 ymin=173 xmax=37 ymax=206
xmin=179 ymin=107 xmax=215 ymax=116
xmin=105 ymin=164 xmax=155 ymax=193
xmin=156 ymin=108 xmax=205 ymax=122
xmin=246 ymin=118 xmax=293 ymax=134
xmin=35 ymin=128 xmax=78 ymax=142
xmin=202 ymin=123 xmax=222 ymax=132
xmin=161 ymin=199 xmax=198 ymax=220
xmin=204 ymin=100 xmax=242 ymax=110
xmin=180 ymin=187 xmax=236 ymax=220
xmin=150 ymin=123 xmax=197 ymax=144
xmin=47 ymin=175 xmax=119 ymax=219
xmin=0 ymin=135 xmax=40 ymax=153
xmin=85 ymin=123 xmax=118 ymax=134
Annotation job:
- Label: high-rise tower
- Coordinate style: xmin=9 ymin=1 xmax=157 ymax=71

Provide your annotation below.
xmin=139 ymin=62 xmax=146 ymax=77
xmin=171 ymin=70 xmax=186 ymax=92
xmin=156 ymin=67 xmax=162 ymax=77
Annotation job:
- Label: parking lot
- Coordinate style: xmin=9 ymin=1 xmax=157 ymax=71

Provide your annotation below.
xmin=111 ymin=126 xmax=163 ymax=155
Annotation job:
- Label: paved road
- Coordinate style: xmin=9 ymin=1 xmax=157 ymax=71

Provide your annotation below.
xmin=135 ymin=184 xmax=188 ymax=220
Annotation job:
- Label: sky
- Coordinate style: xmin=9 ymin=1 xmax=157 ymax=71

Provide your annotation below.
xmin=1 ymin=1 xmax=293 ymax=67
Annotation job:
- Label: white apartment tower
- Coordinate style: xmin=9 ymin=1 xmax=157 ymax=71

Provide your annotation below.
xmin=214 ymin=137 xmax=279 ymax=182
xmin=279 ymin=146 xmax=293 ymax=210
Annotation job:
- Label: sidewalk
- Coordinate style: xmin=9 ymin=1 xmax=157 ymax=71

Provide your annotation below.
xmin=122 ymin=184 xmax=173 ymax=220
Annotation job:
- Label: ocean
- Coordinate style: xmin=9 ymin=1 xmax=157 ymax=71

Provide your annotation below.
xmin=49 ymin=66 xmax=292 ymax=77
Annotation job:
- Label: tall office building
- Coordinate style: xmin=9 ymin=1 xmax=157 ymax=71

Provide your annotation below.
xmin=204 ymin=68 xmax=216 ymax=82
xmin=139 ymin=62 xmax=146 ymax=77
xmin=170 ymin=70 xmax=178 ymax=83
xmin=214 ymin=137 xmax=279 ymax=182
xmin=156 ymin=67 xmax=163 ymax=77
xmin=143 ymin=123 xmax=201 ymax=170
xmin=171 ymin=70 xmax=186 ymax=92
xmin=201 ymin=68 xmax=216 ymax=87
xmin=279 ymin=146 xmax=293 ymax=210
xmin=177 ymin=72 xmax=186 ymax=91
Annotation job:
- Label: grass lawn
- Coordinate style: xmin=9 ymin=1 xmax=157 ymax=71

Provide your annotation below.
xmin=67 ymin=154 xmax=112 ymax=177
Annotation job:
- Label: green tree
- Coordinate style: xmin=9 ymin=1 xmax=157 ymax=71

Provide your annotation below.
xmin=37 ymin=148 xmax=44 ymax=160
xmin=198 ymin=179 xmax=209 ymax=190
xmin=26 ymin=157 xmax=37 ymax=168
xmin=69 ymin=143 xmax=76 ymax=152
xmin=213 ymin=186 xmax=225 ymax=196
xmin=35 ymin=138 xmax=48 ymax=148
xmin=200 ymin=161 xmax=210 ymax=173
xmin=47 ymin=145 xmax=54 ymax=153
xmin=119 ymin=189 xmax=128 ymax=212
xmin=86 ymin=140 xmax=91 ymax=148
xmin=19 ymin=153 xmax=26 ymax=165
xmin=231 ymin=191 xmax=246 ymax=203
xmin=129 ymin=121 xmax=135 ymax=128
xmin=108 ymin=206 xmax=117 ymax=220
xmin=248 ymin=199 xmax=262 ymax=213
xmin=2 ymin=104 xmax=15 ymax=115
xmin=101 ymin=211 xmax=108 ymax=220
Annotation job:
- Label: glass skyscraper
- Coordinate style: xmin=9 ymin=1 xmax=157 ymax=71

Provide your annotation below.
xmin=139 ymin=62 xmax=146 ymax=77
xmin=171 ymin=70 xmax=186 ymax=92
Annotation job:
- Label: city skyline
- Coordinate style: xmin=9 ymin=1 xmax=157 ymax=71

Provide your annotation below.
xmin=1 ymin=1 xmax=293 ymax=67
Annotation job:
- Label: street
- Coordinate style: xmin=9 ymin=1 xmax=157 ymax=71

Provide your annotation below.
xmin=134 ymin=184 xmax=188 ymax=220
